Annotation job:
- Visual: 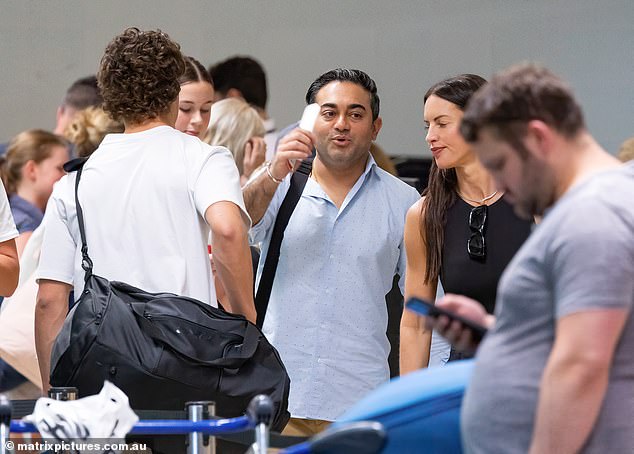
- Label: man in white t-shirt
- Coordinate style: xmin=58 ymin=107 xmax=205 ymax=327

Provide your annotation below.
xmin=35 ymin=27 xmax=255 ymax=390
xmin=0 ymin=182 xmax=19 ymax=296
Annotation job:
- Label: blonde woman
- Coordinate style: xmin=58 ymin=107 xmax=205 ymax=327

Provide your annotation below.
xmin=64 ymin=106 xmax=124 ymax=157
xmin=205 ymin=97 xmax=266 ymax=185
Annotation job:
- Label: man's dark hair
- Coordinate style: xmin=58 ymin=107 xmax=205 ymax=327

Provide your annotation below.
xmin=305 ymin=69 xmax=380 ymax=121
xmin=208 ymin=56 xmax=267 ymax=110
xmin=63 ymin=76 xmax=102 ymax=110
xmin=461 ymin=63 xmax=586 ymax=155
xmin=98 ymin=27 xmax=186 ymax=124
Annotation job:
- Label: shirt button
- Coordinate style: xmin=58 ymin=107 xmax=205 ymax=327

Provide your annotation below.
xmin=329 ymin=254 xmax=334 ymax=260
xmin=325 ymin=289 xmax=331 ymax=295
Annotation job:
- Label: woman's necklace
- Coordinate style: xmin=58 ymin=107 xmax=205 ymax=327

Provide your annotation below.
xmin=457 ymin=190 xmax=500 ymax=205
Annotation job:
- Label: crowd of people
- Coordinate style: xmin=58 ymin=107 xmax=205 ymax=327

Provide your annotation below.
xmin=0 ymin=26 xmax=632 ymax=453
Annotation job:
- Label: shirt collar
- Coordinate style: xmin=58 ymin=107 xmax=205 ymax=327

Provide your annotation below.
xmin=303 ymin=152 xmax=378 ymax=199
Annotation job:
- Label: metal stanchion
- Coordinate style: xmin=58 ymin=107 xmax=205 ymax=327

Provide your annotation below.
xmin=186 ymin=401 xmax=215 ymax=454
xmin=247 ymin=395 xmax=273 ymax=454
xmin=47 ymin=387 xmax=78 ymax=453
xmin=48 ymin=387 xmax=78 ymax=401
xmin=0 ymin=395 xmax=11 ymax=454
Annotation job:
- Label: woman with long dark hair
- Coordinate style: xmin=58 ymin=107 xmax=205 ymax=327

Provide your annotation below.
xmin=400 ymin=75 xmax=532 ymax=373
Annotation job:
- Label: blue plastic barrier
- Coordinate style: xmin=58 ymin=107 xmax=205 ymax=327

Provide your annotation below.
xmin=10 ymin=415 xmax=253 ymax=435
xmin=2 ymin=394 xmax=274 ymax=454
xmin=334 ymin=359 xmax=474 ymax=454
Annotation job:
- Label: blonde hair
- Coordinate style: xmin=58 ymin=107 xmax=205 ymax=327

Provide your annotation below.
xmin=65 ymin=107 xmax=124 ymax=157
xmin=204 ymin=98 xmax=265 ymax=174
xmin=617 ymin=137 xmax=634 ymax=163
xmin=0 ymin=129 xmax=68 ymax=194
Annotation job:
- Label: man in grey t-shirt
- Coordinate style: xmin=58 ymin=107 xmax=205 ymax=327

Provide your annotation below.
xmin=430 ymin=63 xmax=634 ymax=453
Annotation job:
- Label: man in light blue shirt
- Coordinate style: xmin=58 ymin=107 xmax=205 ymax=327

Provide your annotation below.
xmin=243 ymin=69 xmax=420 ymax=435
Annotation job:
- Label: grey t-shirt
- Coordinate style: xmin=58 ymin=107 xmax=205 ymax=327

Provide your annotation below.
xmin=462 ymin=162 xmax=634 ymax=454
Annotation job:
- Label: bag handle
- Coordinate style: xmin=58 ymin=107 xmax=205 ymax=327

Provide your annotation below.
xmin=129 ymin=303 xmax=261 ymax=368
xmin=254 ymin=159 xmax=312 ymax=328
xmin=65 ymin=157 xmax=93 ymax=281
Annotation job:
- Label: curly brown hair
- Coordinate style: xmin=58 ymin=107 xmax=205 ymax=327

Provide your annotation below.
xmin=98 ymin=27 xmax=186 ymax=124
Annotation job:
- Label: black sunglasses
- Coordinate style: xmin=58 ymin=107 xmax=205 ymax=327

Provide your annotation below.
xmin=467 ymin=205 xmax=487 ymax=259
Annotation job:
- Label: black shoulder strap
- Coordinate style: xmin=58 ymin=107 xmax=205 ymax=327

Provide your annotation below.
xmin=66 ymin=157 xmax=94 ymax=281
xmin=254 ymin=159 xmax=312 ymax=328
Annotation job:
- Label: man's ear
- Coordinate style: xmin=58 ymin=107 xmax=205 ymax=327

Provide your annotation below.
xmin=226 ymin=88 xmax=244 ymax=100
xmin=524 ymin=119 xmax=554 ymax=159
xmin=55 ymin=106 xmax=64 ymax=125
xmin=371 ymin=117 xmax=383 ymax=140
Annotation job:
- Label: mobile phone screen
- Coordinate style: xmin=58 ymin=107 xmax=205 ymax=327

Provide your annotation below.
xmin=405 ymin=297 xmax=488 ymax=342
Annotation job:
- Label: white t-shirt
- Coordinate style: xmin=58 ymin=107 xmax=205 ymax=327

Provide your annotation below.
xmin=0 ymin=182 xmax=18 ymax=242
xmin=37 ymin=126 xmax=249 ymax=305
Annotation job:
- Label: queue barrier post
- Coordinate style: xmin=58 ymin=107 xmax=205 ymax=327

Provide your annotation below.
xmin=186 ymin=401 xmax=215 ymax=454
xmin=0 ymin=395 xmax=11 ymax=454
xmin=246 ymin=395 xmax=273 ymax=453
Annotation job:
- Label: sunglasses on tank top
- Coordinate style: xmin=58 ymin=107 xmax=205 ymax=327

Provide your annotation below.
xmin=467 ymin=204 xmax=487 ymax=260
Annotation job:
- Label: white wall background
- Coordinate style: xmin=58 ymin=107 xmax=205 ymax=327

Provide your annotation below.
xmin=1 ymin=0 xmax=632 ymax=156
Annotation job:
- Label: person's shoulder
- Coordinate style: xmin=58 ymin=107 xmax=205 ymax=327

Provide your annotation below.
xmin=44 ymin=175 xmax=76 ymax=221
xmin=51 ymin=173 xmax=76 ymax=200
xmin=601 ymin=162 xmax=634 ymax=195
xmin=570 ymin=164 xmax=634 ymax=215
xmin=373 ymin=165 xmax=420 ymax=197
xmin=407 ymin=197 xmax=425 ymax=218
xmin=541 ymin=166 xmax=634 ymax=250
xmin=176 ymin=131 xmax=230 ymax=158
xmin=196 ymin=143 xmax=235 ymax=166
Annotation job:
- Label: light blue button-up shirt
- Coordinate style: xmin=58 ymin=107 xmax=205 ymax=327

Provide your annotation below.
xmin=251 ymin=156 xmax=420 ymax=421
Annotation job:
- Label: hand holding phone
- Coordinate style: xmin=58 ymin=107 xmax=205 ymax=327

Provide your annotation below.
xmin=288 ymin=103 xmax=320 ymax=170
xmin=405 ymin=297 xmax=488 ymax=342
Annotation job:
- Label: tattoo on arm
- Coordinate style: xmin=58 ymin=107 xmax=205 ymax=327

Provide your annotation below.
xmin=242 ymin=168 xmax=280 ymax=225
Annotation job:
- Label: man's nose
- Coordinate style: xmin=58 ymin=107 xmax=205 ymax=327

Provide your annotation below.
xmin=334 ymin=114 xmax=349 ymax=131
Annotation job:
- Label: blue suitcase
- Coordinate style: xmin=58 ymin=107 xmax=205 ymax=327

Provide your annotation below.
xmin=334 ymin=359 xmax=474 ymax=453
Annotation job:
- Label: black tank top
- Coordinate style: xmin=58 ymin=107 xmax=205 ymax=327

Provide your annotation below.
xmin=440 ymin=196 xmax=532 ymax=315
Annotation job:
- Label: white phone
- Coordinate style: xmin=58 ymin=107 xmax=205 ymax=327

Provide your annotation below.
xmin=299 ymin=103 xmax=320 ymax=132
xmin=289 ymin=103 xmax=320 ymax=170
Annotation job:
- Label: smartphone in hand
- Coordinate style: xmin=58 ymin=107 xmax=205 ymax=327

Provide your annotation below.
xmin=289 ymin=103 xmax=320 ymax=170
xmin=405 ymin=297 xmax=488 ymax=342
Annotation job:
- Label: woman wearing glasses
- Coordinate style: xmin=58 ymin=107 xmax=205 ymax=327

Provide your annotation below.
xmin=400 ymin=74 xmax=532 ymax=373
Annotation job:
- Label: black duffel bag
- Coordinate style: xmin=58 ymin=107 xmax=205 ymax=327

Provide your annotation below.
xmin=49 ymin=159 xmax=290 ymax=431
